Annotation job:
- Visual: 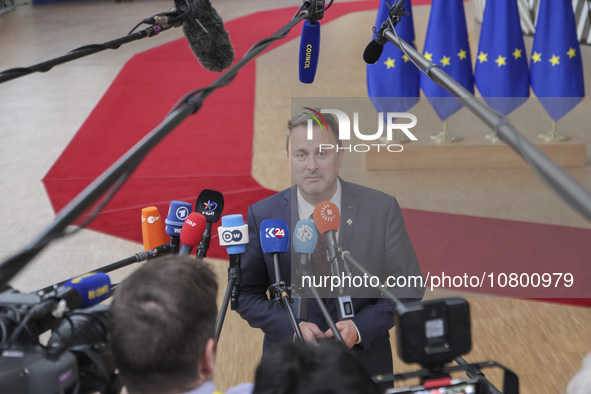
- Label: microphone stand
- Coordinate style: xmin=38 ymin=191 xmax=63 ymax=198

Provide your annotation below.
xmin=214 ymin=254 xmax=241 ymax=342
xmin=269 ymin=254 xmax=304 ymax=341
xmin=373 ymin=13 xmax=591 ymax=222
xmin=0 ymin=25 xmax=172 ymax=84
xmin=0 ymin=9 xmax=312 ymax=288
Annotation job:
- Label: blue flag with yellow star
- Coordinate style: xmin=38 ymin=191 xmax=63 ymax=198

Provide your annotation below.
xmin=531 ymin=0 xmax=585 ymax=121
xmin=366 ymin=0 xmax=419 ymax=115
xmin=420 ymin=0 xmax=474 ymax=121
xmin=474 ymin=0 xmax=529 ymax=115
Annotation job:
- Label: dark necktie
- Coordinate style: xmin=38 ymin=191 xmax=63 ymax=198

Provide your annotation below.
xmin=310 ymin=228 xmax=331 ymax=300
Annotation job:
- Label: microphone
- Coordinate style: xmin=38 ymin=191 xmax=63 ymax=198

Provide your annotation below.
xmin=312 ymin=201 xmax=340 ymax=262
xmin=62 ymin=272 xmax=111 ymax=308
xmin=165 ymin=200 xmax=192 ymax=254
xmin=299 ymin=20 xmax=321 ymax=84
xmin=182 ymin=0 xmax=235 ymax=72
xmin=291 ymin=219 xmax=318 ymax=319
xmin=312 ymin=202 xmax=354 ymax=320
xmin=141 ymin=206 xmax=167 ymax=252
xmin=179 ymin=212 xmax=207 ymax=256
xmin=195 ymin=189 xmax=224 ymax=258
xmin=217 ymin=214 xmax=249 ymax=310
xmin=260 ymin=219 xmax=290 ymax=301
xmin=363 ymin=0 xmax=409 ymax=64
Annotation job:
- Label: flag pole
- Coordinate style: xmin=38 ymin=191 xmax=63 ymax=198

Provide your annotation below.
xmin=430 ymin=119 xmax=461 ymax=144
xmin=538 ymin=120 xmax=571 ymax=143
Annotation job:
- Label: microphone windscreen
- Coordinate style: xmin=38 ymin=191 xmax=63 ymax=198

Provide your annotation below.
xmin=195 ymin=189 xmax=224 ymax=223
xmin=141 ymin=206 xmax=167 ymax=251
xmin=299 ymin=20 xmax=321 ymax=84
xmin=292 ymin=219 xmax=318 ymax=254
xmin=64 ymin=272 xmax=111 ymax=308
xmin=312 ymin=201 xmax=340 ymax=234
xmin=183 ymin=0 xmax=235 ymax=72
xmin=180 ymin=212 xmax=207 ymax=248
xmin=259 ymin=219 xmax=290 ymax=254
xmin=165 ymin=201 xmax=192 ymax=236
xmin=219 ymin=214 xmax=248 ymax=254
xmin=363 ymin=39 xmax=385 ymax=64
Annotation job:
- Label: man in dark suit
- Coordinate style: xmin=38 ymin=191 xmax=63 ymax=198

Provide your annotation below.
xmin=236 ymin=109 xmax=424 ymax=380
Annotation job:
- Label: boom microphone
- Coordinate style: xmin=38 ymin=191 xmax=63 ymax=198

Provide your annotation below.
xmin=179 ymin=212 xmax=207 ymax=255
xmin=299 ymin=20 xmax=321 ymax=84
xmin=141 ymin=206 xmax=167 ymax=252
xmin=182 ymin=0 xmax=235 ymax=72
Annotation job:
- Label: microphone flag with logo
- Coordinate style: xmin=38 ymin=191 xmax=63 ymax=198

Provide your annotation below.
xmin=474 ymin=0 xmax=529 ymax=115
xmin=259 ymin=219 xmax=290 ymax=255
xmin=366 ymin=0 xmax=419 ymax=115
xmin=530 ymin=0 xmax=585 ymax=121
xmin=420 ymin=0 xmax=474 ymax=121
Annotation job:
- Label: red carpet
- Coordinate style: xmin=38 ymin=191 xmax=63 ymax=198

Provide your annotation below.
xmin=42 ymin=2 xmax=590 ymax=305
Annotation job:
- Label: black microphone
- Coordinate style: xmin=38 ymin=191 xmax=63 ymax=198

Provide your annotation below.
xmin=195 ymin=189 xmax=224 ymax=258
xmin=182 ymin=0 xmax=235 ymax=72
xmin=363 ymin=0 xmax=409 ymax=64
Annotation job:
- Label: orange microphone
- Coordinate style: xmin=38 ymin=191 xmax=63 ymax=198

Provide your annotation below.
xmin=312 ymin=201 xmax=340 ymax=235
xmin=141 ymin=206 xmax=167 ymax=251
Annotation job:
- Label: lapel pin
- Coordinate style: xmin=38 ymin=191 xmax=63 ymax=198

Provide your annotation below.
xmin=346 ymin=219 xmax=353 ymax=225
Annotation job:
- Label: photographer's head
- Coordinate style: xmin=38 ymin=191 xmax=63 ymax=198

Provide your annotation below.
xmin=109 ymin=256 xmax=218 ymax=394
xmin=286 ymin=109 xmax=344 ymax=206
xmin=252 ymin=340 xmax=381 ymax=394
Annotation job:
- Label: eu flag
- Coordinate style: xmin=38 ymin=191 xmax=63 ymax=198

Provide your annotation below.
xmin=531 ymin=0 xmax=585 ymax=121
xmin=366 ymin=0 xmax=419 ymax=115
xmin=474 ymin=0 xmax=529 ymax=115
xmin=420 ymin=0 xmax=474 ymax=121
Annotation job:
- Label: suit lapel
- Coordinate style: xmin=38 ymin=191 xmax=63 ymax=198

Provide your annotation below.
xmin=339 ymin=180 xmax=359 ymax=249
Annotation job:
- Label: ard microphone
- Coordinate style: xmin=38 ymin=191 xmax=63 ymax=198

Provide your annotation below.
xmin=195 ymin=189 xmax=224 ymax=258
xmin=179 ymin=212 xmax=207 ymax=255
xmin=141 ymin=206 xmax=167 ymax=252
xmin=182 ymin=0 xmax=235 ymax=72
xmin=63 ymin=272 xmax=111 ymax=308
xmin=299 ymin=20 xmax=321 ymax=84
xmin=165 ymin=201 xmax=192 ymax=254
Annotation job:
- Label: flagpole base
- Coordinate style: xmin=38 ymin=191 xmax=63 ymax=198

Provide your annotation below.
xmin=430 ymin=131 xmax=462 ymax=144
xmin=485 ymin=132 xmax=503 ymax=144
xmin=381 ymin=133 xmax=413 ymax=144
xmin=538 ymin=132 xmax=571 ymax=143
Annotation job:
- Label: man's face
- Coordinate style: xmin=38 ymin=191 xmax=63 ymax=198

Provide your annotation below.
xmin=287 ymin=124 xmax=344 ymax=206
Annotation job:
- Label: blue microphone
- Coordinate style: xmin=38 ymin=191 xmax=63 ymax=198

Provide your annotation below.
xmin=260 ymin=219 xmax=290 ymax=254
xmin=291 ymin=219 xmax=318 ymax=320
xmin=165 ymin=201 xmax=192 ymax=254
xmin=217 ymin=214 xmax=249 ymax=312
xmin=299 ymin=20 xmax=321 ymax=84
xmin=63 ymin=272 xmax=111 ymax=308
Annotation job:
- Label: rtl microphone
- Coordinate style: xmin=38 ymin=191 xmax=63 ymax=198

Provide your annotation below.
xmin=179 ymin=212 xmax=207 ymax=256
xmin=195 ymin=189 xmax=224 ymax=258
xmin=182 ymin=0 xmax=235 ymax=72
xmin=313 ymin=202 xmax=354 ymax=320
xmin=63 ymin=272 xmax=111 ymax=308
xmin=218 ymin=214 xmax=249 ymax=310
xmin=312 ymin=201 xmax=340 ymax=262
xmin=165 ymin=201 xmax=192 ymax=254
xmin=299 ymin=20 xmax=321 ymax=84
xmin=141 ymin=206 xmax=167 ymax=252
xmin=291 ymin=219 xmax=318 ymax=319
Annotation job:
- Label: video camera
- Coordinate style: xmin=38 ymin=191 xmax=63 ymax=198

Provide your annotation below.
xmin=0 ymin=281 xmax=120 ymax=394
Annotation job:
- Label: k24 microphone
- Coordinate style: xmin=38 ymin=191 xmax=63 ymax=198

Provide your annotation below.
xmin=299 ymin=20 xmax=321 ymax=84
xmin=260 ymin=219 xmax=290 ymax=255
xmin=141 ymin=206 xmax=167 ymax=252
xmin=63 ymin=272 xmax=111 ymax=308
xmin=182 ymin=0 xmax=235 ymax=72
xmin=179 ymin=212 xmax=207 ymax=255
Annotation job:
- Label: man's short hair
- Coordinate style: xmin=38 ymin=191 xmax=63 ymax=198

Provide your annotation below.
xmin=252 ymin=340 xmax=381 ymax=394
xmin=109 ymin=256 xmax=218 ymax=394
xmin=286 ymin=109 xmax=341 ymax=151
